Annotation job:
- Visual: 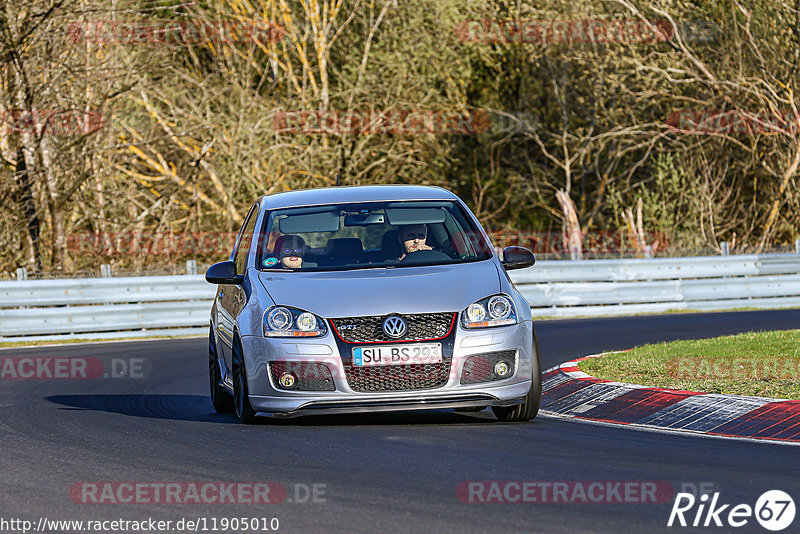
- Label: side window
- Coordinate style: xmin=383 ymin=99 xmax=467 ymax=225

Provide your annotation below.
xmin=234 ymin=205 xmax=259 ymax=274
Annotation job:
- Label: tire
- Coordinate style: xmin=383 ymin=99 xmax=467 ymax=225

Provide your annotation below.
xmin=492 ymin=332 xmax=542 ymax=422
xmin=232 ymin=335 xmax=258 ymax=424
xmin=209 ymin=328 xmax=233 ymax=414
xmin=491 ymin=375 xmax=541 ymax=422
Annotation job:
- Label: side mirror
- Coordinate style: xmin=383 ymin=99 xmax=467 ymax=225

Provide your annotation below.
xmin=501 ymin=246 xmax=535 ymax=270
xmin=205 ymin=260 xmax=243 ymax=285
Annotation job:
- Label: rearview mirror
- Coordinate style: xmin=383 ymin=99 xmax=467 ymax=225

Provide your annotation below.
xmin=501 ymin=246 xmax=535 ymax=270
xmin=344 ymin=211 xmax=386 ymax=226
xmin=205 ymin=260 xmax=243 ymax=285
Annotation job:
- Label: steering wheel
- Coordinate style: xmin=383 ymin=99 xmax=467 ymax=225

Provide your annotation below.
xmin=397 ymin=249 xmax=452 ymax=265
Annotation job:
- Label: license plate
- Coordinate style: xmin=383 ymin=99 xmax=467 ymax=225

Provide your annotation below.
xmin=352 ymin=343 xmax=443 ymax=366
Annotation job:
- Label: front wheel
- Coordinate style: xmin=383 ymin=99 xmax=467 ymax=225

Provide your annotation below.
xmin=492 ymin=335 xmax=542 ymax=422
xmin=491 ymin=375 xmax=541 ymax=422
xmin=232 ymin=336 xmax=258 ymax=424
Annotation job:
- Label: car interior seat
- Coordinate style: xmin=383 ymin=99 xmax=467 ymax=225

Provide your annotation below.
xmin=321 ymin=238 xmax=363 ymax=266
xmin=379 ymin=229 xmax=402 ymax=261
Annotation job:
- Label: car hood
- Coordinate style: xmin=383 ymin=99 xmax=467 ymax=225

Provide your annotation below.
xmin=257 ymin=260 xmax=500 ymax=318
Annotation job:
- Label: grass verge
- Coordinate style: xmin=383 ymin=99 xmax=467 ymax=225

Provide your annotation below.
xmin=578 ymin=330 xmax=800 ymax=399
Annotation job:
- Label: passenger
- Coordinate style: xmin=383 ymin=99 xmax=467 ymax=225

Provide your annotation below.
xmin=274 ymin=234 xmax=306 ymax=269
xmin=397 ymin=224 xmax=432 ymax=261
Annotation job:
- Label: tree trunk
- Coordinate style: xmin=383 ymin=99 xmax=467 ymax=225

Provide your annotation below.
xmin=39 ymin=137 xmax=67 ymax=269
xmin=15 ymin=146 xmax=41 ymax=271
xmin=556 ymin=189 xmax=582 ymax=259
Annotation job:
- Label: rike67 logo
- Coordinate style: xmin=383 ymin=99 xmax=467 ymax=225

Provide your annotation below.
xmin=668 ymin=490 xmax=795 ymax=531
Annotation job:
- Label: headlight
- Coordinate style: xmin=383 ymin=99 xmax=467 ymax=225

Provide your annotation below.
xmin=267 ymin=307 xmax=293 ymax=331
xmin=466 ymin=303 xmax=486 ymax=322
xmin=263 ymin=306 xmax=327 ymax=337
xmin=461 ymin=294 xmax=517 ymax=329
xmin=487 ymin=295 xmax=512 ymax=319
xmin=295 ymin=312 xmax=317 ymax=331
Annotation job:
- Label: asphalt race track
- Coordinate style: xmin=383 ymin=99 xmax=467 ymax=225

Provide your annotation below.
xmin=2 ymin=309 xmax=800 ymax=534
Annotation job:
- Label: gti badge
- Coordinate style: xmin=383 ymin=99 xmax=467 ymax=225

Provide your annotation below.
xmin=382 ymin=316 xmax=407 ymax=339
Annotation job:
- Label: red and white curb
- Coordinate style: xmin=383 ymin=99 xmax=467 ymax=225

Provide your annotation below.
xmin=541 ymin=354 xmax=800 ymax=444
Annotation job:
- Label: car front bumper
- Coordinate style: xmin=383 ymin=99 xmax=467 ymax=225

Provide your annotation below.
xmin=237 ymin=319 xmax=536 ymax=416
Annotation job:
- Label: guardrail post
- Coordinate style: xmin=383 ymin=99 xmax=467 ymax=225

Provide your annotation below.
xmin=645 ymin=245 xmax=653 ymax=259
xmin=100 ymin=264 xmax=111 ymax=278
xmin=796 ymin=238 xmax=800 ymax=254
xmin=720 ymin=241 xmax=730 ymax=256
xmin=15 ymin=267 xmax=27 ymax=281
xmin=186 ymin=259 xmax=197 ymax=275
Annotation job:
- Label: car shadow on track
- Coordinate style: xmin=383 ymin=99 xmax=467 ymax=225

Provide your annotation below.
xmin=45 ymin=394 xmax=530 ymax=427
xmin=46 ymin=394 xmax=238 ymax=424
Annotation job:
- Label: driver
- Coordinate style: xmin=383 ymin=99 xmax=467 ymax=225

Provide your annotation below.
xmin=397 ymin=224 xmax=432 ymax=261
xmin=274 ymin=234 xmax=306 ymax=269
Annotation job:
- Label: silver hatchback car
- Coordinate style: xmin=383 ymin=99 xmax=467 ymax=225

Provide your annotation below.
xmin=206 ymin=185 xmax=541 ymax=423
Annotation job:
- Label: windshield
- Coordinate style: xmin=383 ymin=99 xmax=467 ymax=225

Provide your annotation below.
xmin=256 ymin=200 xmax=493 ymax=271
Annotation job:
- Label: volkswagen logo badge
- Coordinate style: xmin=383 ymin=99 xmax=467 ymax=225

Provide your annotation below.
xmin=382 ymin=316 xmax=407 ymax=339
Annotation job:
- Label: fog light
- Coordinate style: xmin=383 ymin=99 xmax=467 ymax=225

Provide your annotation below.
xmin=278 ymin=372 xmax=297 ymax=389
xmin=493 ymin=360 xmax=511 ymax=378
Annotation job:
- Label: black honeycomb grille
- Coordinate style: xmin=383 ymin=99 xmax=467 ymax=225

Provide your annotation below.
xmin=343 ymin=361 xmax=451 ymax=392
xmin=460 ymin=350 xmax=516 ymax=385
xmin=269 ymin=362 xmax=335 ymax=391
xmin=331 ymin=313 xmax=455 ymax=343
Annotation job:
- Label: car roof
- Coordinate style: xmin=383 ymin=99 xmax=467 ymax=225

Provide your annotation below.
xmin=257 ymin=185 xmax=459 ymax=210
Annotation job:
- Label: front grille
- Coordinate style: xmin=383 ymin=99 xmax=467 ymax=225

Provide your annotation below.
xmin=269 ymin=362 xmax=335 ymax=391
xmin=343 ymin=361 xmax=451 ymax=392
xmin=331 ymin=312 xmax=455 ymax=343
xmin=460 ymin=350 xmax=516 ymax=384
xmin=332 ymin=312 xmax=457 ymax=392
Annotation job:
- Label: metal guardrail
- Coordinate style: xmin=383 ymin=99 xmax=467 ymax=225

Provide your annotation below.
xmin=516 ymin=254 xmax=800 ymax=317
xmin=0 ymin=275 xmax=215 ymax=341
xmin=1 ymin=254 xmax=799 ymax=341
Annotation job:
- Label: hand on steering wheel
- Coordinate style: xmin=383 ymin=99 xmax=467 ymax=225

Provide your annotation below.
xmin=406 ymin=243 xmax=432 ymax=254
